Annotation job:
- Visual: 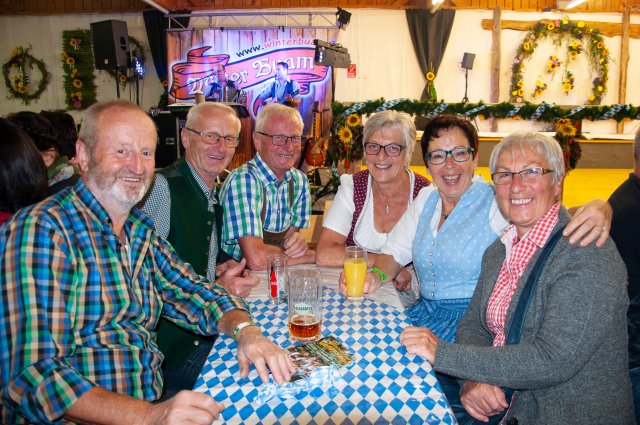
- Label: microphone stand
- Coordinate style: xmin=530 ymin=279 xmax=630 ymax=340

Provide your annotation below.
xmin=462 ymin=68 xmax=469 ymax=104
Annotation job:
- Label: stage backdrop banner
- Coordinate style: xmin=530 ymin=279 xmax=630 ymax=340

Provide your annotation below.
xmin=167 ymin=28 xmax=337 ymax=135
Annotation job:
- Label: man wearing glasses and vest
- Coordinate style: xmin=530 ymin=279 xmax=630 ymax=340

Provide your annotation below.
xmin=141 ymin=102 xmax=260 ymax=396
xmin=219 ymin=104 xmax=315 ymax=270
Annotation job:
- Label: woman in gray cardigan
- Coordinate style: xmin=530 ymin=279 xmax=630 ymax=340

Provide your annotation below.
xmin=400 ymin=132 xmax=634 ymax=425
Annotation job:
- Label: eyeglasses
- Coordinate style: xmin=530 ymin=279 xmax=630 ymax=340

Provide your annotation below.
xmin=185 ymin=127 xmax=239 ymax=148
xmin=364 ymin=143 xmax=406 ymax=157
xmin=425 ymin=147 xmax=474 ymax=165
xmin=491 ymin=167 xmax=554 ymax=185
xmin=257 ymin=131 xmax=303 ymax=146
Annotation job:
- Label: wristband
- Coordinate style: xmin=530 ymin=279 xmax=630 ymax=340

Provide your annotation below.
xmin=370 ymin=267 xmax=387 ymax=283
xmin=232 ymin=320 xmax=255 ymax=341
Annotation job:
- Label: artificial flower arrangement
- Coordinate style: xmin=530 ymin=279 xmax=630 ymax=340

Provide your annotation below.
xmin=327 ymin=112 xmax=364 ymax=172
xmin=61 ymin=30 xmax=97 ymax=110
xmin=2 ymin=44 xmax=51 ymax=105
xmin=510 ymin=18 xmax=609 ymax=104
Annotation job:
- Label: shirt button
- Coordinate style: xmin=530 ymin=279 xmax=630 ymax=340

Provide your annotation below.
xmin=207 ymin=236 xmax=211 ymax=241
xmin=207 ymin=221 xmax=212 ymax=225
xmin=432 ymin=282 xmax=436 ymax=286
xmin=194 ymin=340 xmax=200 ymax=346
xmin=431 ymin=240 xmax=435 ymax=245
xmin=429 ymin=262 xmax=433 ymax=267
xmin=429 ymin=251 xmax=433 ymax=257
xmin=116 ymin=242 xmax=122 ymax=249
xmin=430 ymin=292 xmax=435 ymax=297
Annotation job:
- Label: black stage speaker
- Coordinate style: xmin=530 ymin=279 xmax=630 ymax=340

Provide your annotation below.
xmin=151 ymin=112 xmax=183 ymax=169
xmin=461 ymin=52 xmax=475 ymax=70
xmin=91 ymin=20 xmax=129 ymax=70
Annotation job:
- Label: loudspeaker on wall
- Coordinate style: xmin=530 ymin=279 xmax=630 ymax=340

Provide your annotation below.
xmin=91 ymin=20 xmax=129 ymax=70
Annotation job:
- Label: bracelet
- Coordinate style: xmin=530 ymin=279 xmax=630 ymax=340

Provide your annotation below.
xmin=370 ymin=267 xmax=387 ymax=283
xmin=232 ymin=320 xmax=255 ymax=341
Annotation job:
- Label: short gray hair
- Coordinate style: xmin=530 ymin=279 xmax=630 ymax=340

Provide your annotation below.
xmin=255 ymin=104 xmax=303 ymax=133
xmin=489 ymin=132 xmax=565 ymax=184
xmin=185 ymin=102 xmax=241 ymax=135
xmin=362 ymin=110 xmax=416 ymax=163
xmin=78 ymin=101 xmax=148 ymax=151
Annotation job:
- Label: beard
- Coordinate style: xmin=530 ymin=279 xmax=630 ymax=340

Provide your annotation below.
xmin=87 ymin=155 xmax=151 ymax=211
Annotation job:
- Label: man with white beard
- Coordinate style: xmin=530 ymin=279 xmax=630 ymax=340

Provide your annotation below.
xmin=0 ymin=101 xmax=295 ymax=425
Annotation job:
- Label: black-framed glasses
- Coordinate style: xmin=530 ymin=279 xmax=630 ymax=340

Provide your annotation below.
xmin=257 ymin=131 xmax=303 ymax=146
xmin=364 ymin=143 xmax=406 ymax=157
xmin=491 ymin=167 xmax=554 ymax=185
xmin=425 ymin=147 xmax=474 ymax=165
xmin=185 ymin=127 xmax=239 ymax=147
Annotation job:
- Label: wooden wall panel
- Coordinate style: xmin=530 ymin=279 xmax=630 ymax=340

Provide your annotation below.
xmin=0 ymin=0 xmax=637 ymax=14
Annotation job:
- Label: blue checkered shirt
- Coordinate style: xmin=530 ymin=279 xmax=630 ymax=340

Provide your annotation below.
xmin=219 ymin=153 xmax=311 ymax=260
xmin=0 ymin=179 xmax=248 ymax=424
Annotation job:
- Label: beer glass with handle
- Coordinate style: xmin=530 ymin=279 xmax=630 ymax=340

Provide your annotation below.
xmin=288 ymin=267 xmax=323 ymax=342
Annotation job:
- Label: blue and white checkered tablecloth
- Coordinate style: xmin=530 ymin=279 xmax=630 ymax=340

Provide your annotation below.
xmin=194 ymin=289 xmax=457 ymax=424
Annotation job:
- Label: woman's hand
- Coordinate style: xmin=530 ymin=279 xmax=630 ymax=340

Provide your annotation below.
xmin=338 ymin=271 xmax=384 ymax=295
xmin=399 ymin=326 xmax=438 ymax=363
xmin=460 ymin=381 xmax=509 ymax=422
xmin=393 ymin=267 xmax=413 ymax=292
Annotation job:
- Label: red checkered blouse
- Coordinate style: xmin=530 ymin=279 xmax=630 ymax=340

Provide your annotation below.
xmin=486 ymin=203 xmax=561 ymax=346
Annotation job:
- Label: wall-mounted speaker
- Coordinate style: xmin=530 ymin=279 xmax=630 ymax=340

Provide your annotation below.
xmin=90 ymin=20 xmax=129 ymax=70
xmin=461 ymin=52 xmax=475 ymax=70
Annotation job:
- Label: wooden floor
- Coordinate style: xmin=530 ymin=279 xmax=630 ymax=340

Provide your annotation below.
xmin=410 ymin=166 xmax=632 ymax=208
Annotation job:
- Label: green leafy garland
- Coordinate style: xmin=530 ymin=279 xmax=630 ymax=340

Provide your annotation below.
xmin=2 ymin=44 xmax=51 ymax=105
xmin=510 ymin=18 xmax=608 ymax=105
xmin=61 ymin=30 xmax=97 ymax=110
xmin=106 ymin=36 xmax=146 ymax=88
xmin=331 ymin=99 xmax=640 ymax=123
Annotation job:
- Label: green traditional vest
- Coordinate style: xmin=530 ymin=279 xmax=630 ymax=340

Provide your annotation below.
xmin=154 ymin=158 xmax=222 ymax=372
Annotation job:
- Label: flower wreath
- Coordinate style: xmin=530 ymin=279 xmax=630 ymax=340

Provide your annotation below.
xmin=2 ymin=45 xmax=51 ymax=105
xmin=105 ymin=36 xmax=146 ymax=87
xmin=510 ymin=19 xmax=608 ymax=105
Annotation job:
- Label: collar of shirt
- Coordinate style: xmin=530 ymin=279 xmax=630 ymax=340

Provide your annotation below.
xmin=500 ymin=202 xmax=561 ymax=256
xmin=251 ymin=153 xmax=293 ymax=186
xmin=73 ymin=178 xmax=155 ymax=235
xmin=185 ymin=159 xmax=218 ymax=208
xmin=275 ymin=76 xmax=292 ymax=86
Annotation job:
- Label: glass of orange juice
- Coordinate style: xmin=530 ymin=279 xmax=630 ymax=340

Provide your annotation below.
xmin=344 ymin=246 xmax=368 ymax=302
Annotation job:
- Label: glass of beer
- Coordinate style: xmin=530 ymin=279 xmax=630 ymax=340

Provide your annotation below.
xmin=344 ymin=246 xmax=368 ymax=302
xmin=288 ymin=267 xmax=323 ymax=342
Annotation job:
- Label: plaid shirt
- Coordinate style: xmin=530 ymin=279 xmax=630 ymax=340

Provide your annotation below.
xmin=219 ymin=153 xmax=311 ymax=260
xmin=486 ymin=203 xmax=560 ymax=346
xmin=0 ymin=180 xmax=248 ymax=424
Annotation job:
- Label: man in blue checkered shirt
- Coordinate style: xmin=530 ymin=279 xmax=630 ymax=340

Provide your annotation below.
xmin=219 ymin=104 xmax=315 ymax=270
xmin=0 ymin=101 xmax=295 ymax=424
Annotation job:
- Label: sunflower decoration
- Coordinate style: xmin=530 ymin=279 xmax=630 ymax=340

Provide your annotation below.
xmin=554 ymin=118 xmax=581 ymax=171
xmin=562 ymin=71 xmax=575 ymax=94
xmin=2 ymin=44 xmax=51 ymax=105
xmin=328 ymin=113 xmax=364 ymax=172
xmin=533 ymin=78 xmax=547 ymax=97
xmin=424 ymin=63 xmax=438 ymax=102
xmin=62 ymin=29 xmax=97 ymax=110
xmin=547 ymin=55 xmax=561 ymax=73
xmin=568 ymin=40 xmax=583 ymax=60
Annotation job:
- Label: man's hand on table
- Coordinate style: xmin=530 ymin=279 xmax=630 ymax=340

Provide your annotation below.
xmin=460 ymin=381 xmax=509 ymax=422
xmin=236 ymin=326 xmax=297 ymax=385
xmin=399 ymin=326 xmax=439 ymax=363
xmin=283 ymin=232 xmax=308 ymax=258
xmin=216 ymin=258 xmax=260 ymax=298
xmin=143 ymin=390 xmax=225 ymax=425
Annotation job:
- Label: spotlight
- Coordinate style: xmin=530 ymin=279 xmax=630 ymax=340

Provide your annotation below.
xmin=336 ymin=8 xmax=351 ymax=30
xmin=313 ymin=39 xmax=351 ymax=68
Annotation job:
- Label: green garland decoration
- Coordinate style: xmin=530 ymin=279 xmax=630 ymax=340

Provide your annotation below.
xmin=105 ymin=36 xmax=146 ymax=87
xmin=2 ymin=45 xmax=51 ymax=105
xmin=510 ymin=18 xmax=609 ymax=105
xmin=62 ymin=30 xmax=97 ymax=110
xmin=331 ymin=99 xmax=640 ymax=123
